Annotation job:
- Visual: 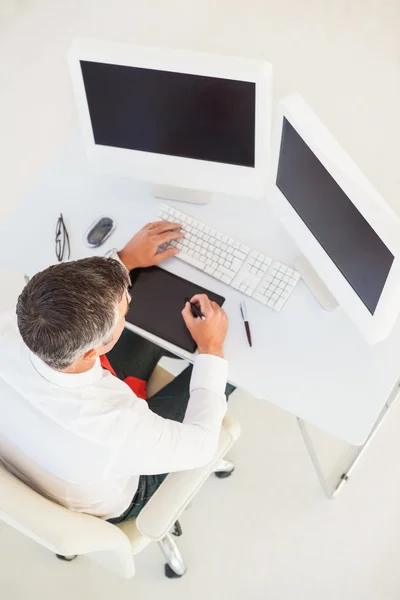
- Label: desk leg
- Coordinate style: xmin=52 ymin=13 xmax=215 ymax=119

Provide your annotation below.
xmin=297 ymin=387 xmax=399 ymax=498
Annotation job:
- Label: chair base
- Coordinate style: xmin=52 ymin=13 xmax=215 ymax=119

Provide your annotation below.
xmin=158 ymin=534 xmax=187 ymax=578
xmin=214 ymin=459 xmax=235 ymax=478
xmin=165 ymin=563 xmax=184 ymax=578
xmin=171 ymin=520 xmax=183 ymax=537
xmin=56 ymin=554 xmax=78 ymax=561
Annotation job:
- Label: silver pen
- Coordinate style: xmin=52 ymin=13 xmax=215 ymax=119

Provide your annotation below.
xmin=240 ymin=301 xmax=252 ymax=347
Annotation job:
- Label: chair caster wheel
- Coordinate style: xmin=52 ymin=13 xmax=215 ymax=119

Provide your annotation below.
xmin=56 ymin=554 xmax=77 ymax=561
xmin=165 ymin=563 xmax=184 ymax=578
xmin=172 ymin=520 xmax=183 ymax=536
xmin=215 ymin=468 xmax=234 ymax=479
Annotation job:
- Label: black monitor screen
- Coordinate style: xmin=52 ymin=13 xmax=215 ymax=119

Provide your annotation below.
xmin=80 ymin=60 xmax=256 ymax=168
xmin=276 ymin=118 xmax=394 ymax=314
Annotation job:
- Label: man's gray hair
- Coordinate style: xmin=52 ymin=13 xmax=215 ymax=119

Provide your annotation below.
xmin=16 ymin=257 xmax=131 ymax=370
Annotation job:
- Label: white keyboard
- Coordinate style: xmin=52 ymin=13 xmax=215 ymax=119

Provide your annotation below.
xmin=157 ymin=204 xmax=301 ymax=311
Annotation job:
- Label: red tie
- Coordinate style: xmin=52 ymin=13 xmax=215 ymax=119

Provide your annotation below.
xmin=100 ymin=354 xmax=148 ymax=401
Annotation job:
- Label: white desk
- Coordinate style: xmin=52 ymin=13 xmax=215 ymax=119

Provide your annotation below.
xmin=2 ymin=134 xmax=400 ymax=466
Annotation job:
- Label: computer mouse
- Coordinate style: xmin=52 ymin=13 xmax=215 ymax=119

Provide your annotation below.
xmin=86 ymin=216 xmax=116 ymax=248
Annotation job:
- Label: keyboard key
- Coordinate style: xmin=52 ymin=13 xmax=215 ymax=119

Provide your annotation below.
xmin=254 ymin=293 xmax=268 ymax=304
xmin=248 ymin=258 xmax=255 ymax=266
xmin=221 ymin=275 xmax=231 ymax=284
xmin=231 ymin=258 xmax=243 ymax=271
xmin=232 ymin=280 xmax=240 ymax=289
xmin=218 ymin=265 xmax=236 ymax=278
xmin=275 ymin=299 xmax=286 ymax=311
xmin=234 ymin=250 xmax=246 ymax=260
xmin=214 ymin=271 xmax=222 ymax=280
xmin=205 ymin=266 xmax=214 ymax=275
xmin=211 ymin=262 xmax=218 ymax=270
xmin=178 ymin=254 xmax=205 ymax=269
xmin=239 ymin=284 xmax=247 ymax=292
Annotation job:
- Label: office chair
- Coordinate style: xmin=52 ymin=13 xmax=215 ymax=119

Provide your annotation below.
xmin=0 ymin=365 xmax=240 ymax=578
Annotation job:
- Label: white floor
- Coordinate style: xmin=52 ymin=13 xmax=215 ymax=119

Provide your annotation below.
xmin=1 ymin=1 xmax=400 ymax=598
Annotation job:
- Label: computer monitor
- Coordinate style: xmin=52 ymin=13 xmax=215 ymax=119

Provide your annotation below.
xmin=270 ymin=93 xmax=400 ymax=344
xmin=68 ymin=39 xmax=272 ymax=202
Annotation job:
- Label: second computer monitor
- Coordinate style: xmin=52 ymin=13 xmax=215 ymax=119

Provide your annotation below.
xmin=270 ymin=93 xmax=400 ymax=344
xmin=68 ymin=39 xmax=272 ymax=199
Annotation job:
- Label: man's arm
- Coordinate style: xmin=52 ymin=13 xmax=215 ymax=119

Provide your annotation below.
xmin=117 ymin=295 xmax=229 ymax=475
xmin=118 ymin=353 xmax=227 ymax=475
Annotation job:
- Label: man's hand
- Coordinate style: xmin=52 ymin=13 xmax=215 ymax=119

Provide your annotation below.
xmin=117 ymin=221 xmax=184 ymax=270
xmin=181 ymin=294 xmax=228 ymax=358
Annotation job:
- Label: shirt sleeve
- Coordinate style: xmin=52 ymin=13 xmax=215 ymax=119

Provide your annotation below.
xmin=117 ymin=354 xmax=228 ymax=475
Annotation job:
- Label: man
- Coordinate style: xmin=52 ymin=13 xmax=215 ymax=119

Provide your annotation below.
xmin=0 ymin=221 xmax=232 ymax=522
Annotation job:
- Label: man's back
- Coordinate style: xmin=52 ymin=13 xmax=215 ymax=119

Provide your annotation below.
xmin=0 ymin=313 xmax=143 ymax=519
xmin=0 ymin=311 xmax=228 ymax=520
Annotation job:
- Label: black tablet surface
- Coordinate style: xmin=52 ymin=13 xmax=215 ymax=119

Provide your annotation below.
xmin=126 ymin=266 xmax=225 ymax=353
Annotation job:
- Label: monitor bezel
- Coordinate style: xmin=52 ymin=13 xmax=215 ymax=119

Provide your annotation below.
xmin=269 ymin=93 xmax=400 ymax=344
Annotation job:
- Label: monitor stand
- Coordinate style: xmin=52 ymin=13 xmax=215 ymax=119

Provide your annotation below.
xmin=153 ymin=184 xmax=212 ymax=205
xmin=294 ymin=255 xmax=339 ymax=311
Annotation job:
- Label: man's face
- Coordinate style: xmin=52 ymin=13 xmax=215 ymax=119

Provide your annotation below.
xmin=98 ymin=290 xmax=131 ymax=355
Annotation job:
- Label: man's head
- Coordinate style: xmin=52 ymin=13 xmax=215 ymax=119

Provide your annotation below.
xmin=16 ymin=257 xmax=131 ymax=372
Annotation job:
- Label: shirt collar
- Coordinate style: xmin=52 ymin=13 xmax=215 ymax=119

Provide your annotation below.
xmin=30 ymin=352 xmax=103 ymax=388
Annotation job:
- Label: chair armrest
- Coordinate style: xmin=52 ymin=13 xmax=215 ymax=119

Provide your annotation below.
xmin=0 ymin=464 xmax=134 ymax=577
xmin=134 ymin=413 xmax=240 ymax=540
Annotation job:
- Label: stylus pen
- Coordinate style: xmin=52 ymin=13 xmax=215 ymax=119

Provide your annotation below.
xmin=240 ymin=301 xmax=252 ymax=347
xmin=185 ymin=297 xmax=205 ymax=320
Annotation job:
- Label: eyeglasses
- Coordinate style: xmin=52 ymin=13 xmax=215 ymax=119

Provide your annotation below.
xmin=55 ymin=213 xmax=71 ymax=262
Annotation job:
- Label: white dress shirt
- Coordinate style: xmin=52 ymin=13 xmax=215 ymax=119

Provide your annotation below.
xmin=0 ymin=313 xmax=228 ymax=519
